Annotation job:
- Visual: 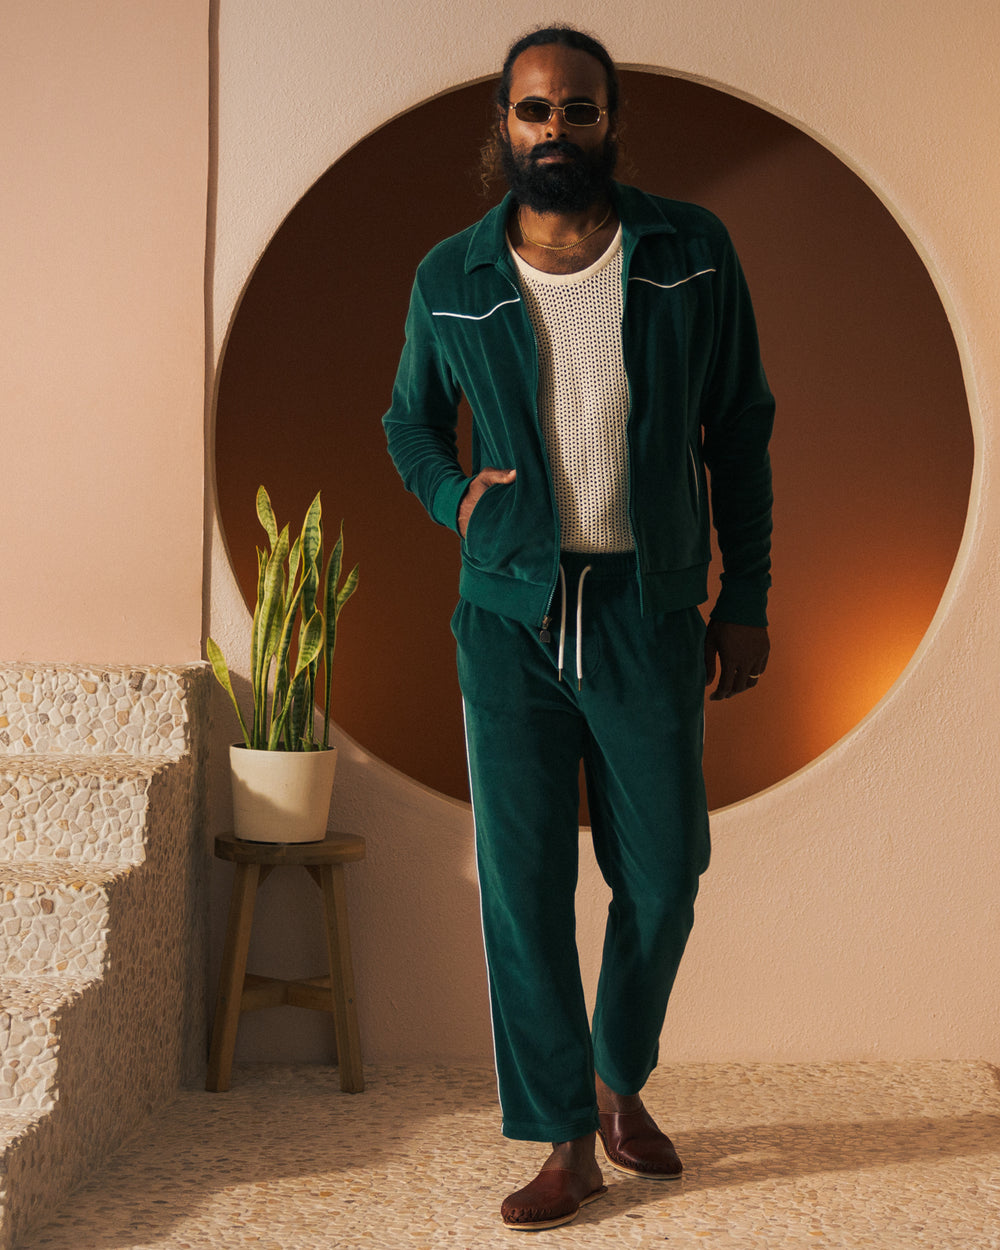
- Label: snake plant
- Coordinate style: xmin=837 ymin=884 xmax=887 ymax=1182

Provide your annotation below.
xmin=207 ymin=486 xmax=359 ymax=751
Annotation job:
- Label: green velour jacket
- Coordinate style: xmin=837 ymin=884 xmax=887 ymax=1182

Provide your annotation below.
xmin=383 ymin=181 xmax=775 ymax=629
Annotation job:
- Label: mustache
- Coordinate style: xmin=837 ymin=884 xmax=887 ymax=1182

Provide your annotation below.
xmin=529 ymin=139 xmax=585 ymax=162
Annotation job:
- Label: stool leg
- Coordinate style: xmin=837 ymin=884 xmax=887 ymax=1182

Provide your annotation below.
xmin=206 ymin=861 xmax=260 ymax=1092
xmin=318 ymin=862 xmax=364 ymax=1093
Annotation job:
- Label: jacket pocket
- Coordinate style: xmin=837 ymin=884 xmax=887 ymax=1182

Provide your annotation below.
xmin=687 ymin=444 xmax=702 ymax=515
xmin=461 ymin=481 xmax=515 ymax=564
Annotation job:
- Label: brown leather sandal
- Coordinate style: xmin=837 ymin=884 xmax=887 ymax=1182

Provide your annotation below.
xmin=501 ymin=1166 xmax=608 ymax=1230
xmin=598 ymin=1105 xmax=683 ymax=1180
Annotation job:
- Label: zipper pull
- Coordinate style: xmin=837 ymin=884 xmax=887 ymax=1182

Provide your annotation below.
xmin=539 ymin=615 xmax=552 ymax=644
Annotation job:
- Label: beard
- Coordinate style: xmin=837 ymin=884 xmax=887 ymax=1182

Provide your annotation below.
xmin=500 ymin=133 xmax=618 ymax=213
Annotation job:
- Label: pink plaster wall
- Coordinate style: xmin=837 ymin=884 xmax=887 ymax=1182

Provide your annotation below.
xmin=0 ymin=3 xmax=207 ymax=663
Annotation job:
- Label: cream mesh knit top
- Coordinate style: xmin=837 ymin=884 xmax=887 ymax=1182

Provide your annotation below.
xmin=511 ymin=226 xmax=634 ymax=553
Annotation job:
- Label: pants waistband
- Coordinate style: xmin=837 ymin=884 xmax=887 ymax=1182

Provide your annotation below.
xmin=558 ymin=550 xmax=636 ymax=581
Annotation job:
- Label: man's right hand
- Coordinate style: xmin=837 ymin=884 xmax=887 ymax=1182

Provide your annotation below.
xmin=457 ymin=467 xmax=516 ymax=538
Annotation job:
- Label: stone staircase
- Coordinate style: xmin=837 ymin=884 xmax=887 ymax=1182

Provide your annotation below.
xmin=0 ymin=663 xmax=209 ymax=1250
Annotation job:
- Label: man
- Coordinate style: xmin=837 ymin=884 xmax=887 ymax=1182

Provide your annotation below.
xmin=384 ymin=26 xmax=773 ymax=1231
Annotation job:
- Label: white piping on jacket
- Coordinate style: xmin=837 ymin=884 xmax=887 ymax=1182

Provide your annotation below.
xmin=434 ymin=269 xmax=712 ymax=320
xmin=431 ymin=297 xmax=521 ymax=321
xmin=629 ymin=267 xmax=716 ymax=290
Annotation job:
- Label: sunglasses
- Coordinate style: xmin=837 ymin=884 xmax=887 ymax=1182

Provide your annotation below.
xmin=509 ymin=99 xmax=607 ymax=127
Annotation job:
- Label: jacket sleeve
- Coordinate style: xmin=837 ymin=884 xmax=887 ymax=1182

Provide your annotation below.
xmin=382 ymin=270 xmax=474 ymax=533
xmin=700 ymin=230 xmax=775 ymax=627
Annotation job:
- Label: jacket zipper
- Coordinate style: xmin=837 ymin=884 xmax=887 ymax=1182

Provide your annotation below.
xmin=499 ymin=262 xmax=563 ymax=639
xmin=620 ymin=233 xmax=644 ymax=609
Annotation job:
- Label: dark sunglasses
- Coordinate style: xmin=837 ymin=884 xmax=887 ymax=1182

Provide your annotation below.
xmin=509 ymin=99 xmax=607 ymax=127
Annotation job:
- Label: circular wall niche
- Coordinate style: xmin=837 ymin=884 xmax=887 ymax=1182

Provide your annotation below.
xmin=215 ymin=72 xmax=972 ymax=811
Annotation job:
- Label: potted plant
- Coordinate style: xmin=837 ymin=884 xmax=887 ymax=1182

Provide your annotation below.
xmin=207 ymin=486 xmax=359 ymax=842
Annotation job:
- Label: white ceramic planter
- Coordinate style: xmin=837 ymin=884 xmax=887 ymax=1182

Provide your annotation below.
xmin=229 ymin=744 xmax=338 ymax=843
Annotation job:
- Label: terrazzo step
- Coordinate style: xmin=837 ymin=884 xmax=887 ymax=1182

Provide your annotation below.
xmin=0 ymin=1110 xmax=52 ymax=1250
xmin=0 ymin=975 xmax=96 ymax=1113
xmin=0 ymin=975 xmax=108 ymax=1250
xmin=0 ymin=662 xmax=209 ymax=1250
xmin=0 ymin=850 xmax=203 ymax=1245
xmin=0 ymin=1111 xmax=38 ymax=1142
xmin=0 ymin=664 xmax=201 ymax=758
xmin=0 ymin=1108 xmax=44 ymax=1242
xmin=0 ymin=753 xmax=177 ymax=864
xmin=0 ymin=863 xmax=131 ymax=979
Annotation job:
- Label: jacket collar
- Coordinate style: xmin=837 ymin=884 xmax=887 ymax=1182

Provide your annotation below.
xmin=463 ymin=181 xmax=678 ymax=274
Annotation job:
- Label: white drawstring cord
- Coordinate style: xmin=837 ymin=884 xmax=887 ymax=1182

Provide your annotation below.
xmin=554 ymin=563 xmax=593 ymax=688
xmin=575 ymin=565 xmax=592 ymax=690
xmin=556 ymin=565 xmax=567 ymax=681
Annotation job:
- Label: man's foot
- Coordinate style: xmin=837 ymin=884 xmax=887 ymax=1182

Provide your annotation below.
xmin=597 ymin=1104 xmax=683 ymax=1180
xmin=501 ymin=1136 xmax=606 ymax=1230
xmin=595 ymin=1074 xmax=682 ymax=1180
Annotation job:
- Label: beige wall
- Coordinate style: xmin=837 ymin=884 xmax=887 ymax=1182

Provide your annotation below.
xmin=10 ymin=0 xmax=994 ymax=1078
xmin=5 ymin=0 xmax=990 ymax=1070
xmin=8 ymin=0 xmax=994 ymax=1069
xmin=0 ymin=2 xmax=208 ymax=664
xmin=208 ymin=0 xmax=1000 ymax=1068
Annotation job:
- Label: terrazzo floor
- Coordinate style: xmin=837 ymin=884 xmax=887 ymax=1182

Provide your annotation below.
xmin=24 ymin=1060 xmax=1000 ymax=1249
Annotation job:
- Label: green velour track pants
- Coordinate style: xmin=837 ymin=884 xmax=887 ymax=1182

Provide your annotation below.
xmin=453 ymin=551 xmax=711 ymax=1143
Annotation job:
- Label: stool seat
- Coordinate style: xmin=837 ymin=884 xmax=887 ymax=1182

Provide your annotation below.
xmin=206 ymin=830 xmax=365 ymax=1094
xmin=214 ymin=830 xmax=366 ymax=867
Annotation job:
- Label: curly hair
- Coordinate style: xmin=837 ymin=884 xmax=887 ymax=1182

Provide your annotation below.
xmin=479 ymin=26 xmax=621 ymax=195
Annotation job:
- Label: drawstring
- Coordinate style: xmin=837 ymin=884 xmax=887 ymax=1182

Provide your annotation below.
xmin=556 ymin=566 xmax=567 ymax=679
xmin=575 ymin=565 xmax=591 ymax=690
xmin=555 ymin=563 xmax=593 ymax=690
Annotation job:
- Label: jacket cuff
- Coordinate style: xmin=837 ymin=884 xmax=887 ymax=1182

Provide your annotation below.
xmin=431 ymin=474 xmax=476 ymax=532
xmin=710 ymin=581 xmax=769 ymax=628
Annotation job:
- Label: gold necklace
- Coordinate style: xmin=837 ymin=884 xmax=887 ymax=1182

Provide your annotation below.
xmin=518 ymin=205 xmax=612 ymax=251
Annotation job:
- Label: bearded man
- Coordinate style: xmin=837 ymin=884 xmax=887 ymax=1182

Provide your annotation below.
xmin=384 ymin=26 xmax=774 ymax=1231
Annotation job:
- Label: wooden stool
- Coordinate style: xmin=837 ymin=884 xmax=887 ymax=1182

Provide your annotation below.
xmin=206 ymin=830 xmax=366 ymax=1093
